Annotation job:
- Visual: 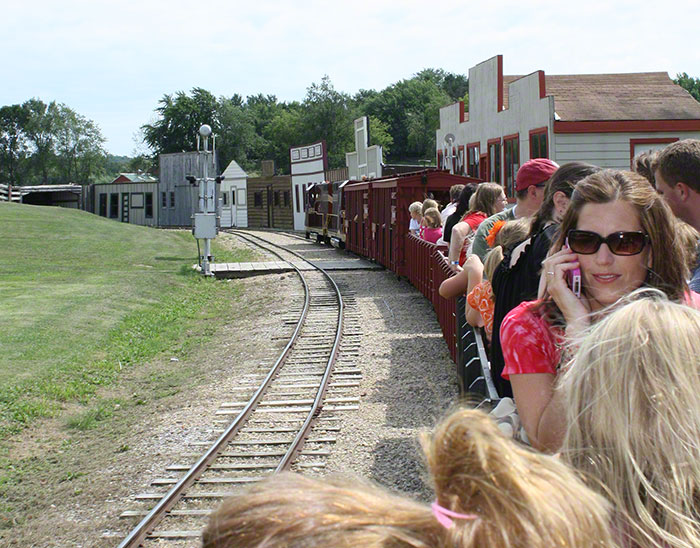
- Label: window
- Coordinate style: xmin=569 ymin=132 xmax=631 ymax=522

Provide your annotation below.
xmin=503 ymin=135 xmax=520 ymax=197
xmin=169 ymin=191 xmax=175 ymax=208
xmin=130 ymin=193 xmax=144 ymax=208
xmin=274 ymin=191 xmax=280 ymax=207
xmin=467 ymin=143 xmax=480 ymax=178
xmin=145 ymin=193 xmax=153 ymax=218
xmin=110 ymin=193 xmax=119 ymax=218
xmin=161 ymin=192 xmax=167 ymax=208
xmin=99 ymin=194 xmax=107 ymax=217
xmin=230 ymin=190 xmax=235 ymax=205
xmin=254 ymin=191 xmax=263 ymax=207
xmin=488 ymin=140 xmax=501 ymax=184
xmin=222 ymin=191 xmax=228 ymax=206
xmin=284 ymin=191 xmax=290 ymax=207
xmin=529 ymin=128 xmax=548 ymax=159
xmin=295 ymin=185 xmax=300 ymax=213
xmin=237 ymin=188 xmax=246 ymax=205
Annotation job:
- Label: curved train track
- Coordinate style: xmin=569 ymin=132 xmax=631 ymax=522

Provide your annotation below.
xmin=117 ymin=231 xmax=361 ymax=547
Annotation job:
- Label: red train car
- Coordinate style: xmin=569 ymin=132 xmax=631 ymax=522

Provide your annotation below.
xmin=345 ymin=169 xmax=480 ymax=276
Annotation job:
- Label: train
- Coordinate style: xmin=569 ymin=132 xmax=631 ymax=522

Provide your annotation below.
xmin=303 ymin=168 xmax=493 ymax=398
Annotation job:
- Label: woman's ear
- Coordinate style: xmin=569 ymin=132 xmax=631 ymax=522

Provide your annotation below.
xmin=552 ymin=191 xmax=570 ymax=219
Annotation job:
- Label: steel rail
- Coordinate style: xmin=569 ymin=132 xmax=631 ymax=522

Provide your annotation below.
xmin=118 ymin=239 xmax=313 ymax=548
xmin=227 ymin=230 xmax=345 ymax=472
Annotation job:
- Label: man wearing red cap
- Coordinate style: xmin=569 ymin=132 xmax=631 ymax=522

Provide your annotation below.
xmin=471 ymin=158 xmax=559 ymax=261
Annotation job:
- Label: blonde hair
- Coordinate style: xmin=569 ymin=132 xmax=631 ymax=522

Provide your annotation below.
xmin=423 ymin=207 xmax=442 ymax=229
xmin=204 ymin=409 xmax=617 ymax=548
xmin=482 ymin=218 xmax=530 ymax=281
xmin=409 ymin=201 xmax=423 ymax=215
xmin=561 ymin=292 xmax=700 ymax=548
xmin=421 ymin=198 xmax=438 ymax=216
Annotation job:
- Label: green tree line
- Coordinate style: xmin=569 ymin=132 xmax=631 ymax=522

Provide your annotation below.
xmin=141 ymin=69 xmax=469 ymax=174
xmin=0 ymin=99 xmax=107 ymax=186
xmin=3 ymin=70 xmax=699 ymax=185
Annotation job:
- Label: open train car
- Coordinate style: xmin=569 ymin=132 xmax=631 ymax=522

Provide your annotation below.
xmin=345 ymin=169 xmax=481 ymax=276
xmin=304 ymin=179 xmax=350 ymax=247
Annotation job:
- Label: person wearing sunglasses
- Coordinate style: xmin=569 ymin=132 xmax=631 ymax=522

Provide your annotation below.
xmin=499 ymin=170 xmax=697 ymax=452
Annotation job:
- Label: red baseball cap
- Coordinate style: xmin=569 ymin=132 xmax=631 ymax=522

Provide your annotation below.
xmin=515 ymin=158 xmax=559 ymax=192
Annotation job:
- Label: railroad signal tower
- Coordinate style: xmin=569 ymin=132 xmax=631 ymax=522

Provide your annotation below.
xmin=187 ymin=124 xmax=224 ymax=276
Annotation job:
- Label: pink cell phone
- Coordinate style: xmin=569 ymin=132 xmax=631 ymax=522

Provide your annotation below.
xmin=564 ymin=238 xmax=581 ymax=298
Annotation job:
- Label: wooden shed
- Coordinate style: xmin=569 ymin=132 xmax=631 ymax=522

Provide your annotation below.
xmin=93 ymin=173 xmax=159 ymax=226
xmin=246 ymin=167 xmax=294 ymax=229
xmin=219 ymin=159 xmax=248 ymax=228
xmin=159 ymin=152 xmax=219 ymax=227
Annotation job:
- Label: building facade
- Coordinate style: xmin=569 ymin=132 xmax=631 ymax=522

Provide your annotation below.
xmin=437 ymin=55 xmax=700 ymax=196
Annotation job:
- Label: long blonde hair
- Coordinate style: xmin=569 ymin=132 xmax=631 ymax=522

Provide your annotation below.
xmin=203 ymin=409 xmax=617 ymax=547
xmin=561 ymin=292 xmax=700 ymax=548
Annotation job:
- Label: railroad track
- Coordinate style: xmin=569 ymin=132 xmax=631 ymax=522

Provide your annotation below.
xmin=117 ymin=230 xmax=361 ymax=547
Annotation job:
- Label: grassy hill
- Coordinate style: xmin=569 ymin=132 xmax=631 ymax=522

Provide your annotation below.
xmin=0 ymin=203 xmax=256 ymax=438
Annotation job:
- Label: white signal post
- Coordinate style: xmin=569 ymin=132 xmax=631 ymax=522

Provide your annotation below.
xmin=190 ymin=124 xmax=223 ymax=277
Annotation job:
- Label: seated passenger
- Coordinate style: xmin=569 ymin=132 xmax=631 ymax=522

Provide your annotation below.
xmin=202 ymin=409 xmax=616 ymax=548
xmin=465 ymin=218 xmax=530 ymax=341
xmin=499 ymin=170 xmax=695 ymax=451
xmin=419 ymin=198 xmax=439 ymax=239
xmin=447 ymin=183 xmax=507 ymax=271
xmin=561 ymin=294 xmax=700 ymax=548
xmin=420 ymin=207 xmax=443 ymax=244
xmin=443 ymin=183 xmax=478 ymax=245
xmin=489 ymin=162 xmax=600 ymax=398
xmin=408 ymin=201 xmax=422 ymax=235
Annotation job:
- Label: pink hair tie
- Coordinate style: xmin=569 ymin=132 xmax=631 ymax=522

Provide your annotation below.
xmin=431 ymin=500 xmax=478 ymax=529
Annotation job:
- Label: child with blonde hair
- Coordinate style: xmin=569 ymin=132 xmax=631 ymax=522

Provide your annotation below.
xmin=203 ymin=409 xmax=617 ymax=548
xmin=420 ymin=207 xmax=443 ymax=244
xmin=560 ymin=292 xmax=700 ymax=548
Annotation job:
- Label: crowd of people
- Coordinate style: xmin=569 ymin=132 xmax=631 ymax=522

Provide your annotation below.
xmin=202 ymin=140 xmax=700 ymax=547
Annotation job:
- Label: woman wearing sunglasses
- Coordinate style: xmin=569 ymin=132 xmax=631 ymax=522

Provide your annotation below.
xmin=499 ymin=170 xmax=696 ymax=452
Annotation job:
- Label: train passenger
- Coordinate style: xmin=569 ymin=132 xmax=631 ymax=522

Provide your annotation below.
xmin=560 ymin=294 xmax=700 ymax=548
xmin=447 ymin=183 xmax=506 ymax=271
xmin=408 ymin=201 xmax=422 ymax=235
xmin=471 ymin=158 xmax=559 ymax=262
xmin=420 ymin=207 xmax=443 ymax=244
xmin=202 ymin=409 xmax=617 ymax=548
xmin=653 ymin=139 xmax=700 ymax=292
xmin=464 ymin=218 xmax=531 ymax=341
xmin=489 ymin=162 xmax=600 ymax=398
xmin=631 ymin=150 xmax=658 ymax=187
xmin=499 ymin=170 xmax=696 ymax=452
xmin=443 ymin=183 xmax=478 ymax=244
xmin=440 ymin=183 xmax=465 ymax=225
xmin=419 ymin=198 xmax=439 ymax=239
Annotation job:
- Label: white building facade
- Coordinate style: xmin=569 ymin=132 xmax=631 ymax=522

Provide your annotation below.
xmin=437 ymin=55 xmax=700 ymax=197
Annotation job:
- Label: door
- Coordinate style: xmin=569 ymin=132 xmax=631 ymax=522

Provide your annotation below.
xmin=121 ymin=193 xmax=129 ymax=223
xmin=266 ymin=185 xmax=273 ymax=228
xmin=220 ymin=186 xmax=233 ymax=227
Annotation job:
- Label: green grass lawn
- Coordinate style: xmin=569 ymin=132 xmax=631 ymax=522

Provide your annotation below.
xmin=0 ymin=202 xmax=258 ymax=439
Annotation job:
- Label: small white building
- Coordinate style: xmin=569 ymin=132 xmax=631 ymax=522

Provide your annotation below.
xmin=437 ymin=55 xmax=700 ymax=197
xmin=219 ymin=159 xmax=248 ymax=228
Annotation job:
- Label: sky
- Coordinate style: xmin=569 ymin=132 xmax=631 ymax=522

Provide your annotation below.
xmin=3 ymin=0 xmax=699 ymax=156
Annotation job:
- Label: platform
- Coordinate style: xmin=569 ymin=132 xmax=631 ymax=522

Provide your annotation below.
xmin=211 ymin=258 xmax=383 ymax=279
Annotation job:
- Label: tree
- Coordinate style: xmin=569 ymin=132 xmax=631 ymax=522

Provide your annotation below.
xmin=23 ymin=99 xmax=61 ymax=184
xmin=0 ymin=104 xmax=30 ymax=185
xmin=54 ymin=105 xmax=106 ymax=183
xmin=300 ymin=76 xmax=355 ymax=168
xmin=675 ymin=72 xmax=700 ymax=102
xmin=141 ymin=88 xmax=220 ymax=155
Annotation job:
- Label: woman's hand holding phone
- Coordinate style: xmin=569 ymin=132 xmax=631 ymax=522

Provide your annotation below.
xmin=542 ymin=244 xmax=591 ymax=329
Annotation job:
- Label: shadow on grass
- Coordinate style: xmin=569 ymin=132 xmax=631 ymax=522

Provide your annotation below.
xmin=155 ymin=256 xmax=196 ymax=261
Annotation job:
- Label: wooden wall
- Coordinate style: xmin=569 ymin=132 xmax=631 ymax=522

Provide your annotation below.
xmin=159 ymin=152 xmax=218 ymax=227
xmin=247 ymin=176 xmax=294 ymax=229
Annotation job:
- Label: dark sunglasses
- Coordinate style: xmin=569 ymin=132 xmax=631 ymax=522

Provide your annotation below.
xmin=566 ymin=230 xmax=649 ymax=256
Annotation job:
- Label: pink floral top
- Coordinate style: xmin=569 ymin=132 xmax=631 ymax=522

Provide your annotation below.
xmin=500 ymin=300 xmax=564 ymax=380
xmin=467 ymin=281 xmax=495 ymax=340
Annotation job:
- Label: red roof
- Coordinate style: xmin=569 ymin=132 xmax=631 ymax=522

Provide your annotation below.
xmin=503 ymin=72 xmax=700 ymax=121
